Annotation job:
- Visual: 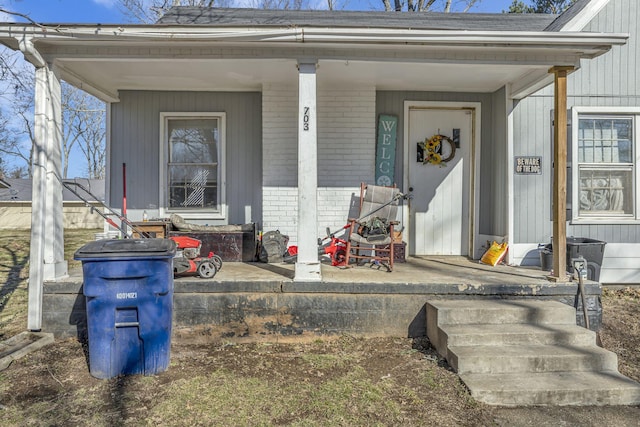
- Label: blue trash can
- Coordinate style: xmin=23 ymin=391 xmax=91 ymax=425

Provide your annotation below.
xmin=74 ymin=238 xmax=176 ymax=379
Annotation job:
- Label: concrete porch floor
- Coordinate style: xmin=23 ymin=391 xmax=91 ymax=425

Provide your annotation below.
xmin=46 ymin=256 xmax=601 ymax=339
xmin=188 ymin=256 xmax=555 ymax=286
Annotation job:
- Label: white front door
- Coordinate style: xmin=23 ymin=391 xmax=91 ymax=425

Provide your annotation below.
xmin=406 ymin=106 xmax=475 ymax=255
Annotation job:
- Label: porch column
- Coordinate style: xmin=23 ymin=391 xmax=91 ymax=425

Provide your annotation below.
xmin=549 ymin=66 xmax=574 ymax=282
xmin=28 ymin=63 xmax=67 ymax=331
xmin=294 ymin=61 xmax=321 ymax=282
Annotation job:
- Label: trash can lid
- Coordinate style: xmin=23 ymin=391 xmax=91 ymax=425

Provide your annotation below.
xmin=74 ymin=238 xmax=177 ymax=260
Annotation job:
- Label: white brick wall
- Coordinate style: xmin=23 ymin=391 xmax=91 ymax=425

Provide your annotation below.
xmin=262 ymin=83 xmax=376 ymax=245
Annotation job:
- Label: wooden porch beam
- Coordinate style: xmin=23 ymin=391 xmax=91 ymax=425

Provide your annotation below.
xmin=549 ymin=66 xmax=574 ymax=282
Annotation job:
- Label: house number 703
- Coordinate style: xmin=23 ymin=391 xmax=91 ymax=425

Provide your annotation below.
xmin=303 ymin=107 xmax=310 ymax=131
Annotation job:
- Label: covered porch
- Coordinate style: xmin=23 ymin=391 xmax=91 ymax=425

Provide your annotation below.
xmin=0 ymin=7 xmax=626 ymax=333
xmin=43 ymin=256 xmax=602 ymax=339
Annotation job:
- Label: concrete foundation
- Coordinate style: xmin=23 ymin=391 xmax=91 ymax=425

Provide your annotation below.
xmin=42 ymin=257 xmax=602 ymax=340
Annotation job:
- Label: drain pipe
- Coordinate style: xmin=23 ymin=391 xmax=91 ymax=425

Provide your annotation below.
xmin=18 ymin=35 xmax=46 ymax=68
xmin=572 ymin=256 xmax=590 ymax=329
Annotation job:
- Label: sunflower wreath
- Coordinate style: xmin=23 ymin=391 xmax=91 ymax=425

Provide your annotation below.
xmin=422 ymin=134 xmax=456 ymax=166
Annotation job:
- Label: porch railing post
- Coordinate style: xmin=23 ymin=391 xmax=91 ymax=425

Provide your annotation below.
xmin=549 ymin=66 xmax=574 ymax=282
xmin=295 ymin=60 xmax=321 ymax=282
xmin=28 ymin=63 xmax=67 ymax=331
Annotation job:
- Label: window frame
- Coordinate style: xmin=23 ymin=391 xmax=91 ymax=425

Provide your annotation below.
xmin=571 ymin=107 xmax=640 ymax=224
xmin=159 ymin=112 xmax=227 ymax=220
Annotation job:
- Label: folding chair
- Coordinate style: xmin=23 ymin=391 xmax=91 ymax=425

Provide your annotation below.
xmin=344 ymin=183 xmax=401 ymax=271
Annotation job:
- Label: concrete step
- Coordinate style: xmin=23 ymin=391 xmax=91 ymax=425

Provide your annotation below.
xmin=460 ymin=371 xmax=640 ymax=406
xmin=427 ymin=300 xmax=579 ymax=356
xmin=448 ymin=344 xmax=618 ymax=375
xmin=437 ymin=323 xmax=597 ymax=348
xmin=426 ymin=298 xmax=640 ymax=406
xmin=427 ymin=299 xmax=576 ymax=327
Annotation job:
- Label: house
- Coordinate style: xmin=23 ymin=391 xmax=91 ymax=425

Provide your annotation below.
xmin=510 ymin=0 xmax=640 ymax=284
xmin=0 ymin=0 xmax=629 ymax=331
xmin=0 ymin=178 xmax=105 ymax=229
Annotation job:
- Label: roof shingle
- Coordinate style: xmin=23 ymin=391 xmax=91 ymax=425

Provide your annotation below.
xmin=156 ymin=7 xmax=558 ymax=32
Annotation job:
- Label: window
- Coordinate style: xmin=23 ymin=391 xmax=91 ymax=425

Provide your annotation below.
xmin=572 ymin=108 xmax=638 ymax=223
xmin=161 ymin=113 xmax=225 ymax=218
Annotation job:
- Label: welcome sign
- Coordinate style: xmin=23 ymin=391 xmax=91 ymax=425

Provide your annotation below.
xmin=375 ymin=114 xmax=398 ymax=186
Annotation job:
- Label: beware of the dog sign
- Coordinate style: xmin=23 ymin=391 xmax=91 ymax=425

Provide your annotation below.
xmin=515 ymin=156 xmax=542 ymax=175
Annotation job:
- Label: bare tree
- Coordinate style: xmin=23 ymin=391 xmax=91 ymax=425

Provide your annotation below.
xmin=118 ymin=0 xmax=231 ymax=23
xmin=383 ymin=0 xmax=479 ymax=12
xmin=0 ymin=6 xmax=107 ymax=180
xmin=0 ymin=107 xmax=29 ymax=178
xmin=0 ymin=53 xmax=35 ymax=178
xmin=506 ymin=0 xmax=576 ymax=14
xmin=61 ymin=85 xmax=107 ymax=179
xmin=62 ymin=86 xmax=107 ymax=179
xmin=117 ymin=0 xmax=338 ymax=23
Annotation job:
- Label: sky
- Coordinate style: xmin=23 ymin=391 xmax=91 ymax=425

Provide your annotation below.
xmin=3 ymin=0 xmax=518 ymax=24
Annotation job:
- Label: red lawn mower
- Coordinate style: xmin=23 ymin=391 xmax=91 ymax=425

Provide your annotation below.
xmin=170 ymin=236 xmax=223 ymax=278
xmin=284 ymin=225 xmax=349 ymax=267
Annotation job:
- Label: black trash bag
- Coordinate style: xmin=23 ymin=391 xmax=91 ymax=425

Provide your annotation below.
xmin=259 ymin=230 xmax=289 ymax=263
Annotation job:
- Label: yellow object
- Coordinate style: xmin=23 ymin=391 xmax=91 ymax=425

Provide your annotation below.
xmin=423 ymin=134 xmax=456 ymax=166
xmin=428 ymin=153 xmax=442 ymax=164
xmin=480 ymin=241 xmax=508 ymax=266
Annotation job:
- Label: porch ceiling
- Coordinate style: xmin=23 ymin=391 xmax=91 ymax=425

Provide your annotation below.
xmin=0 ymin=23 xmax=627 ymax=102
xmin=55 ymin=57 xmax=546 ymax=96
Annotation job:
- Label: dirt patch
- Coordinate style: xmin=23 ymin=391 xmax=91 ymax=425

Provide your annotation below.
xmin=1 ymin=289 xmax=639 ymax=426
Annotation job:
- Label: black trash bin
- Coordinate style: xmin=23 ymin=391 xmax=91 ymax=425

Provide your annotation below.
xmin=539 ymin=244 xmax=553 ymax=272
xmin=74 ymin=238 xmax=177 ymax=379
xmin=539 ymin=238 xmax=606 ymax=281
xmin=566 ymin=237 xmax=606 ymax=281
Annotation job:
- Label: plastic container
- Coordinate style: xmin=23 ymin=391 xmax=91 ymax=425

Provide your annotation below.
xmin=539 ymin=238 xmax=606 ymax=281
xmin=74 ymin=238 xmax=176 ymax=379
xmin=539 ymin=244 xmax=553 ymax=272
xmin=566 ymin=237 xmax=606 ymax=281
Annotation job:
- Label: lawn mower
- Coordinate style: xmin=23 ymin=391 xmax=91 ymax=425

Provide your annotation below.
xmin=170 ymin=235 xmax=223 ymax=279
xmin=64 ymin=180 xmax=223 ymax=279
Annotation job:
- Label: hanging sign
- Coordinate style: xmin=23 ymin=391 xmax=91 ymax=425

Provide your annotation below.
xmin=515 ymin=156 xmax=542 ymax=175
xmin=375 ymin=114 xmax=398 ymax=186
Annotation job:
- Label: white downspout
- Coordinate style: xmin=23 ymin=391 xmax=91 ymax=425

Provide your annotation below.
xmin=506 ymin=85 xmax=515 ymax=265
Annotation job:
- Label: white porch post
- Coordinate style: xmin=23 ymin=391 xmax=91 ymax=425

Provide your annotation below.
xmin=294 ymin=61 xmax=321 ymax=282
xmin=28 ymin=64 xmax=67 ymax=331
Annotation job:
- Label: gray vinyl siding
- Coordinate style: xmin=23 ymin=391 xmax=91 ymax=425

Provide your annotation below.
xmin=109 ymin=90 xmax=262 ymax=225
xmin=490 ymin=87 xmax=508 ymax=237
xmin=376 ymin=90 xmax=506 ymax=237
xmin=512 ymin=95 xmax=554 ymax=243
xmin=572 ymin=0 xmax=638 ymax=99
xmin=512 ymin=0 xmax=640 ymax=245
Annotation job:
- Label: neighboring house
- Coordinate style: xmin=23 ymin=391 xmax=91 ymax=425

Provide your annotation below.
xmin=0 ymin=179 xmax=105 ymax=229
xmin=510 ymin=0 xmax=640 ymax=284
xmin=0 ymin=1 xmax=630 ymax=330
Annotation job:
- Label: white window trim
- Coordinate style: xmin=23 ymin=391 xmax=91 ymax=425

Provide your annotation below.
xmin=159 ymin=112 xmax=227 ymax=221
xmin=571 ymin=106 xmax=640 ymax=225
